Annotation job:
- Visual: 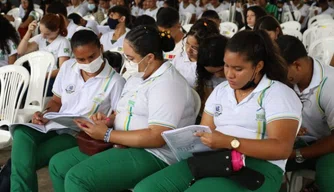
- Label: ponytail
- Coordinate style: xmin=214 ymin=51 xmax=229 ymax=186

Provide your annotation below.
xmin=40 ymin=13 xmax=68 ymax=37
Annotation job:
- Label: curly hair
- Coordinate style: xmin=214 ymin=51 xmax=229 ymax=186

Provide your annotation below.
xmin=0 ymin=15 xmax=20 ymax=55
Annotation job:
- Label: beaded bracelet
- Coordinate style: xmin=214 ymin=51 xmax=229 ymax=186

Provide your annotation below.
xmin=104 ymin=128 xmax=113 ymax=142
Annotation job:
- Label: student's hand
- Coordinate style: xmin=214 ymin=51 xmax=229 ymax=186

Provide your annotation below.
xmin=28 ymin=20 xmax=37 ymax=33
xmin=32 ymin=111 xmax=49 ymax=125
xmin=194 ymin=130 xmax=225 ymax=149
xmin=74 ymin=119 xmax=108 ymax=141
xmin=297 ymin=127 xmax=307 ymax=136
xmin=90 ymin=112 xmax=112 ymax=127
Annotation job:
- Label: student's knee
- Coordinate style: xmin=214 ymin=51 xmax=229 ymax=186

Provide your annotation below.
xmin=64 ymin=165 xmax=91 ymax=190
xmin=49 ymin=152 xmax=75 ymax=179
xmin=316 ymin=153 xmax=334 ymax=192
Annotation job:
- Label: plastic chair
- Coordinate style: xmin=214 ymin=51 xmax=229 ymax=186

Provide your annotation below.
xmin=220 ymin=22 xmax=238 ymax=38
xmin=218 ymin=10 xmax=230 ymax=23
xmin=281 ymin=21 xmax=301 ymax=31
xmin=309 ymin=37 xmax=334 ymax=66
xmin=13 ymin=18 xmax=22 ymax=31
xmin=14 ymin=51 xmax=56 ymax=123
xmin=100 ymin=17 xmax=108 ymax=26
xmin=0 ymin=65 xmax=30 ymax=149
xmin=282 ymin=10 xmax=301 ymax=23
xmin=35 ymin=8 xmax=44 ymax=20
xmin=311 ymin=19 xmax=334 ymax=28
xmin=283 ymin=28 xmax=303 ymax=40
xmin=302 ymin=26 xmax=334 ymax=51
xmin=180 ymin=12 xmax=192 ymax=26
xmin=83 ymin=14 xmax=96 ymax=21
xmin=7 ymin=8 xmax=20 ymax=18
xmin=192 ymin=89 xmax=201 ymax=116
xmin=182 ymin=24 xmax=193 ymax=32
xmin=287 ymin=170 xmax=315 ymax=192
xmin=308 ymin=14 xmax=333 ymax=28
xmin=33 ymin=4 xmax=40 ymax=9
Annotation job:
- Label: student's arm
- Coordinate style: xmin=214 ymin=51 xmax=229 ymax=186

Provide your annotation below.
xmin=7 ymin=54 xmax=17 ymax=64
xmin=32 ymin=95 xmax=62 ymax=124
xmin=19 ymin=15 xmax=34 ymax=28
xmin=58 ymin=56 xmax=70 ymax=68
xmin=299 ymin=16 xmax=305 ymax=24
xmin=190 ymin=14 xmax=196 ymax=24
xmin=3 ymin=14 xmax=15 ymax=22
xmin=17 ymin=21 xmax=38 ymax=55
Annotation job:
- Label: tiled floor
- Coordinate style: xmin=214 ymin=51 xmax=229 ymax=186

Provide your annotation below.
xmin=0 ymin=147 xmax=54 ymax=192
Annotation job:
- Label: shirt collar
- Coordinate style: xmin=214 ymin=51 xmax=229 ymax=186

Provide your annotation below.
xmin=73 ymin=59 xmax=113 ymax=78
xmin=143 ymin=61 xmax=172 ymax=82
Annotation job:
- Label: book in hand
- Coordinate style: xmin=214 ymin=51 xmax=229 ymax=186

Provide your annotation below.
xmin=161 ymin=125 xmax=213 ymax=161
xmin=9 ymin=112 xmax=93 ymax=134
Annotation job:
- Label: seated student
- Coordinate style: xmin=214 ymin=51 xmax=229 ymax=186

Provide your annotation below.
xmin=68 ymin=13 xmax=99 ymax=35
xmin=196 ymin=0 xmax=214 ymax=18
xmin=314 ymin=0 xmax=334 ymax=15
xmin=196 ymin=35 xmax=227 ymax=113
xmin=10 ymin=29 xmax=125 ymax=192
xmin=132 ymin=0 xmax=145 ymax=16
xmin=163 ymin=0 xmax=179 ymax=10
xmin=254 ymin=15 xmax=283 ymax=40
xmin=209 ymin=0 xmax=228 ymax=13
xmin=48 ymin=25 xmax=197 ymax=192
xmin=290 ymin=0 xmax=310 ymax=30
xmin=277 ymin=35 xmax=334 ymax=192
xmin=200 ymin=10 xmax=221 ymax=28
xmin=17 ymin=14 xmax=71 ymax=79
xmin=179 ymin=0 xmax=196 ymax=23
xmin=0 ymin=15 xmax=19 ymax=67
xmin=143 ymin=0 xmax=159 ymax=20
xmin=96 ymin=0 xmax=111 ymax=24
xmin=100 ymin=6 xmax=130 ymax=51
xmin=157 ymin=7 xmax=185 ymax=60
xmin=134 ymin=30 xmax=302 ymax=192
xmin=46 ymin=1 xmax=80 ymax=40
xmin=87 ymin=0 xmax=105 ymax=24
xmin=67 ymin=0 xmax=89 ymax=16
xmin=245 ymin=6 xmax=267 ymax=30
xmin=172 ymin=18 xmax=219 ymax=88
xmin=257 ymin=0 xmax=278 ymax=19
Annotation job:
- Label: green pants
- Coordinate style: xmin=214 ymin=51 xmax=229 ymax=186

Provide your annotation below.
xmin=135 ymin=157 xmax=283 ymax=192
xmin=11 ymin=126 xmax=77 ymax=192
xmin=49 ymin=147 xmax=168 ymax=192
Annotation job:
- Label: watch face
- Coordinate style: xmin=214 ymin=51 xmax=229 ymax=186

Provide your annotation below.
xmin=231 ymin=139 xmax=240 ymax=149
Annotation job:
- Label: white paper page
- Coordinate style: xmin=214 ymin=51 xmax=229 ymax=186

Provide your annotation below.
xmin=43 ymin=112 xmax=93 ymax=132
xmin=10 ymin=123 xmax=46 ymax=134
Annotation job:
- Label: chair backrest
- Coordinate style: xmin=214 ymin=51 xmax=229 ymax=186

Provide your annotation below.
xmin=34 ymin=8 xmax=44 ymax=20
xmin=0 ymin=65 xmax=30 ymax=126
xmin=220 ymin=22 xmax=238 ymax=38
xmin=14 ymin=51 xmax=55 ymax=112
xmin=302 ymin=26 xmax=334 ymax=51
xmin=283 ymin=28 xmax=303 ymax=40
xmin=13 ymin=18 xmax=22 ymax=31
xmin=182 ymin=24 xmax=193 ymax=33
xmin=309 ymin=37 xmax=334 ymax=66
xmin=100 ymin=17 xmax=108 ymax=26
xmin=280 ymin=21 xmax=301 ymax=31
xmin=180 ymin=12 xmax=192 ymax=26
xmin=308 ymin=14 xmax=333 ymax=28
xmin=311 ymin=19 xmax=334 ymax=28
xmin=218 ymin=10 xmax=230 ymax=23
xmin=83 ymin=14 xmax=96 ymax=21
xmin=7 ymin=8 xmax=20 ymax=18
xmin=192 ymin=89 xmax=201 ymax=116
xmin=34 ymin=4 xmax=40 ymax=9
xmin=282 ymin=10 xmax=301 ymax=23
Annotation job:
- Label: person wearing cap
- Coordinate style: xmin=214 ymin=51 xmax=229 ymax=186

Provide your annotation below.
xmin=277 ymin=35 xmax=334 ymax=192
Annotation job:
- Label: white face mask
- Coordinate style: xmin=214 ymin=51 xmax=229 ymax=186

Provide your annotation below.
xmin=77 ymin=55 xmax=104 ymax=73
xmin=128 ymin=55 xmax=149 ymax=78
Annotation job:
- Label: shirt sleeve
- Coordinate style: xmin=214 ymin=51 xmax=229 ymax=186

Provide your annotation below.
xmin=204 ymin=82 xmax=227 ymax=116
xmin=109 ymin=75 xmax=126 ymax=111
xmin=86 ymin=20 xmax=99 ymax=35
xmin=52 ymin=60 xmax=69 ymax=97
xmin=29 ymin=34 xmax=42 ymax=44
xmin=7 ymin=40 xmax=17 ymax=56
xmin=190 ymin=5 xmax=196 ymax=14
xmin=321 ymin=79 xmax=334 ymax=130
xmin=57 ymin=38 xmax=72 ymax=58
xmin=148 ymin=79 xmax=189 ymax=129
xmin=29 ymin=11 xmax=38 ymax=20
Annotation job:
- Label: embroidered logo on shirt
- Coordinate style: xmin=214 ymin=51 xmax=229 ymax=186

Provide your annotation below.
xmin=256 ymin=108 xmax=266 ymax=121
xmin=12 ymin=44 xmax=17 ymax=50
xmin=65 ymin=84 xmax=76 ymax=94
xmin=214 ymin=104 xmax=222 ymax=116
xmin=93 ymin=92 xmax=106 ymax=104
xmin=64 ymin=48 xmax=70 ymax=53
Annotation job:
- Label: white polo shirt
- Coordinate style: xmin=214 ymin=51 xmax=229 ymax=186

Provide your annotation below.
xmin=67 ymin=20 xmax=79 ymax=41
xmin=320 ymin=7 xmax=334 ymax=16
xmin=196 ymin=4 xmax=214 ymax=18
xmin=179 ymin=2 xmax=196 ymax=15
xmin=85 ymin=19 xmax=99 ymax=35
xmin=52 ymin=58 xmax=125 ymax=117
xmin=29 ymin=34 xmax=71 ymax=70
xmin=163 ymin=37 xmax=185 ymax=61
xmin=143 ymin=7 xmax=159 ymax=20
xmin=132 ymin=6 xmax=144 ymax=17
xmin=295 ymin=58 xmax=334 ymax=142
xmin=0 ymin=40 xmax=17 ymax=67
xmin=204 ymin=75 xmax=302 ymax=171
xmin=67 ymin=4 xmax=89 ymax=16
xmin=172 ymin=52 xmax=197 ymax=88
xmin=100 ymin=30 xmax=128 ymax=51
xmin=209 ymin=3 xmax=228 ymax=13
xmin=114 ymin=61 xmax=197 ymax=164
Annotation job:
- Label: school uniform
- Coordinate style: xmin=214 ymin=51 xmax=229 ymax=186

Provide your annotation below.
xmin=209 ymin=3 xmax=229 ymax=13
xmin=143 ymin=7 xmax=159 ymax=20
xmin=85 ymin=19 xmax=99 ymax=35
xmin=67 ymin=3 xmax=89 ymax=16
xmin=48 ymin=61 xmax=197 ymax=192
xmin=134 ymin=75 xmax=303 ymax=192
xmin=179 ymin=2 xmax=196 ymax=15
xmin=29 ymin=34 xmax=71 ymax=70
xmin=0 ymin=40 xmax=17 ymax=67
xmin=320 ymin=6 xmax=334 ymax=16
xmin=11 ymin=59 xmax=125 ymax=192
xmin=163 ymin=37 xmax=185 ymax=61
xmin=67 ymin=20 xmax=80 ymax=41
xmin=131 ymin=6 xmax=144 ymax=17
xmin=286 ymin=58 xmax=334 ymax=191
xmin=100 ymin=29 xmax=128 ymax=51
xmin=196 ymin=4 xmax=214 ymax=18
xmin=172 ymin=52 xmax=197 ymax=88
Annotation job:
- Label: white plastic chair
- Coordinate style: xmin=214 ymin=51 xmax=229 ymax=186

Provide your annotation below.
xmin=0 ymin=65 xmax=30 ymax=149
xmin=283 ymin=28 xmax=303 ymax=40
xmin=308 ymin=14 xmax=333 ymax=28
xmin=281 ymin=21 xmax=301 ymax=31
xmin=34 ymin=4 xmax=40 ymax=9
xmin=287 ymin=170 xmax=315 ymax=192
xmin=7 ymin=8 xmax=20 ymax=18
xmin=13 ymin=18 xmax=22 ymax=31
xmin=192 ymin=89 xmax=201 ymax=116
xmin=302 ymin=26 xmax=334 ymax=51
xmin=182 ymin=24 xmax=193 ymax=33
xmin=218 ymin=10 xmax=230 ymax=23
xmin=309 ymin=37 xmax=334 ymax=66
xmin=282 ymin=10 xmax=301 ymax=23
xmin=180 ymin=12 xmax=192 ymax=26
xmin=35 ymin=8 xmax=44 ymax=20
xmin=83 ymin=14 xmax=96 ymax=21
xmin=310 ymin=19 xmax=334 ymax=28
xmin=220 ymin=22 xmax=238 ymax=38
xmin=14 ymin=51 xmax=56 ymax=123
xmin=100 ymin=17 xmax=108 ymax=26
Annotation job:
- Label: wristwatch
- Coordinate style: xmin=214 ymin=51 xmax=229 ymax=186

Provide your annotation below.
xmin=295 ymin=149 xmax=305 ymax=163
xmin=231 ymin=138 xmax=240 ymax=149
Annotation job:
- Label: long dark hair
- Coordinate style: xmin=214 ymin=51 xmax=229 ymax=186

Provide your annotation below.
xmin=226 ymin=30 xmax=288 ymax=84
xmin=253 ymin=15 xmax=283 ymax=36
xmin=22 ymin=0 xmax=35 ymax=22
xmin=196 ymin=35 xmax=228 ymax=99
xmin=245 ymin=6 xmax=267 ymax=30
xmin=0 ymin=15 xmax=20 ymax=55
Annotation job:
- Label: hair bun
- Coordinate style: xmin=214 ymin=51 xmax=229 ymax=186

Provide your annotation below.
xmin=159 ymin=30 xmax=175 ymax=52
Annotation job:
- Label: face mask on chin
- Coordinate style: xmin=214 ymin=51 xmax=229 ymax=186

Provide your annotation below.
xmin=240 ymin=69 xmax=257 ymax=90
xmin=77 ymin=54 xmax=104 ymax=73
